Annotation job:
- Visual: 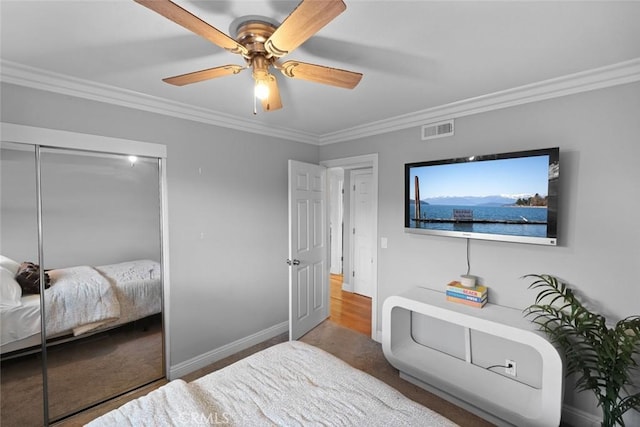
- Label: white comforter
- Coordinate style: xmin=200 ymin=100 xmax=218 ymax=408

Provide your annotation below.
xmin=0 ymin=266 xmax=120 ymax=346
xmin=44 ymin=265 xmax=120 ymax=337
xmin=96 ymin=260 xmax=161 ymax=325
xmin=87 ymin=341 xmax=458 ymax=427
xmin=1 ymin=260 xmax=161 ymax=348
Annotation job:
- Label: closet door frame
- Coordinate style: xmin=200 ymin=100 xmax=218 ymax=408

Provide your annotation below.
xmin=0 ymin=122 xmax=171 ymax=381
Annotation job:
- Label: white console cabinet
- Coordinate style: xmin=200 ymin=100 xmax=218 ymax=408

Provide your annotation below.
xmin=382 ymin=286 xmax=563 ymax=427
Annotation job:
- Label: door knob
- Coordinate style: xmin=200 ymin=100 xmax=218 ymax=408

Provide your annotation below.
xmin=286 ymin=259 xmax=300 ymax=266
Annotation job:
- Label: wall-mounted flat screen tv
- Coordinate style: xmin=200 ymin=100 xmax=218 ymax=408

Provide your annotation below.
xmin=405 ymin=147 xmax=559 ymax=245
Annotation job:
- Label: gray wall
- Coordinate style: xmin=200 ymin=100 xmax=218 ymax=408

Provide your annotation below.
xmin=3 ymin=79 xmax=639 ymax=424
xmin=1 ymin=144 xmax=38 ymax=263
xmin=319 ymin=81 xmax=640 ymax=424
xmin=1 ymin=82 xmax=318 ymax=365
xmin=1 ymin=146 xmax=161 ymax=268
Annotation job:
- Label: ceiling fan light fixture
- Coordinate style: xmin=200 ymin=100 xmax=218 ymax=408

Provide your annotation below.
xmin=252 ymin=54 xmax=271 ymax=100
xmin=135 ymin=0 xmax=359 ymax=113
xmin=254 ymin=79 xmax=269 ymax=100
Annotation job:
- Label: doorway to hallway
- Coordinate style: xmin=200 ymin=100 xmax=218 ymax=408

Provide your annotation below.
xmin=329 ymin=274 xmax=371 ymax=336
xmin=322 ymin=153 xmax=378 ymax=340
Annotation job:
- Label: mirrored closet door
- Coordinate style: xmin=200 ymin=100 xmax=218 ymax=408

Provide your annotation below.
xmin=40 ymin=147 xmax=164 ymax=422
xmin=1 ymin=132 xmax=167 ymax=426
xmin=1 ymin=142 xmax=45 ymax=427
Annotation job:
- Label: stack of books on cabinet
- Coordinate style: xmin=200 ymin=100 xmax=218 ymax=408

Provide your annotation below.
xmin=446 ymin=281 xmax=488 ymax=308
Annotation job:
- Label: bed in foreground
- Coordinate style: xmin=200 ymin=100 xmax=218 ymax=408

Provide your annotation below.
xmin=87 ymin=341 xmax=458 ymax=427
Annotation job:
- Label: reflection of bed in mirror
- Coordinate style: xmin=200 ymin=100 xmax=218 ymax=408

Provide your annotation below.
xmin=1 ymin=257 xmax=162 ymax=356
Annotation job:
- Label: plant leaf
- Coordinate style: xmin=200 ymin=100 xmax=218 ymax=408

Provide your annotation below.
xmin=523 ymin=274 xmax=640 ymax=423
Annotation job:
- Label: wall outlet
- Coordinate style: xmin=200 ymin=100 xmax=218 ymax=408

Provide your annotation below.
xmin=505 ymin=359 xmax=517 ymax=376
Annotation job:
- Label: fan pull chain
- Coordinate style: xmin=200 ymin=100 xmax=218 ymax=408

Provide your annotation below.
xmin=253 ymin=93 xmax=258 ymax=115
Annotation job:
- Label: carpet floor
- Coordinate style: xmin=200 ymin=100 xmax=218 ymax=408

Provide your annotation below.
xmin=1 ymin=317 xmax=163 ymax=426
xmin=52 ymin=320 xmax=492 ymax=427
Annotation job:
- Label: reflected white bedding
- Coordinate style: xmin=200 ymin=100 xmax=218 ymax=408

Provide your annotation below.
xmin=0 ymin=260 xmax=161 ymax=352
xmin=0 ymin=294 xmax=41 ymax=347
xmin=0 ymin=265 xmax=117 ymax=347
xmin=46 ymin=265 xmax=120 ymax=336
xmin=96 ymin=260 xmax=162 ymax=325
xmin=87 ymin=341 xmax=458 ymax=427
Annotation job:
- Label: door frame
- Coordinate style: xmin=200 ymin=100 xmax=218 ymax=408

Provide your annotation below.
xmin=320 ymin=154 xmax=379 ymax=342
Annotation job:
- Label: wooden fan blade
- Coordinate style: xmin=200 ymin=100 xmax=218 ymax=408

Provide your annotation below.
xmin=134 ymin=0 xmax=248 ymax=56
xmin=163 ymin=65 xmax=245 ymax=86
xmin=265 ymin=0 xmax=346 ymax=57
xmin=261 ymin=75 xmax=283 ymax=112
xmin=278 ymin=60 xmax=362 ymax=89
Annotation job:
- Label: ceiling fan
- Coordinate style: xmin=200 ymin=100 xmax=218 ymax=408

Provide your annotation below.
xmin=134 ymin=0 xmax=363 ymax=113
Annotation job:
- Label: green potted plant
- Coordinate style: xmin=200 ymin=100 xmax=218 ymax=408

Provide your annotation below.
xmin=523 ymin=274 xmax=640 ymax=427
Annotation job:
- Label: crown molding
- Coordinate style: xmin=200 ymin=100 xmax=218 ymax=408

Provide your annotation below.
xmin=319 ymin=57 xmax=640 ymax=145
xmin=0 ymin=60 xmax=319 ymax=145
xmin=2 ymin=58 xmax=639 ymax=146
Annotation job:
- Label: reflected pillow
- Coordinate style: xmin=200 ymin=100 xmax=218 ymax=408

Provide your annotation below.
xmin=14 ymin=262 xmax=51 ymax=295
xmin=0 ymin=255 xmax=21 ymax=276
xmin=1 ymin=266 xmax=23 ymax=308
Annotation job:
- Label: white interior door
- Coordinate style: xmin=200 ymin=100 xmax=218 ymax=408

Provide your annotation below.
xmin=351 ymin=169 xmax=374 ymax=297
xmin=288 ymin=160 xmax=329 ymax=340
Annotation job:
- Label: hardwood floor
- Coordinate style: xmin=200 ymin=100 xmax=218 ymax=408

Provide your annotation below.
xmin=329 ymin=273 xmax=372 ymax=336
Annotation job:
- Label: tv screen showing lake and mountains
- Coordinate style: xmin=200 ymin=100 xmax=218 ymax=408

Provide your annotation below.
xmin=408 ymin=155 xmax=557 ymax=238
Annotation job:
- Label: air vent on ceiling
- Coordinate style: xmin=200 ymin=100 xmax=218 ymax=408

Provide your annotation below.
xmin=421 ymin=120 xmax=454 ymax=140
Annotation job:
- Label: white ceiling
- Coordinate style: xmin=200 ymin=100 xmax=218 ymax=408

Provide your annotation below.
xmin=2 ymin=1 xmax=640 ymax=143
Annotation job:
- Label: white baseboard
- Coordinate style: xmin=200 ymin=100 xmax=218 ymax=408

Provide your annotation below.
xmin=561 ymin=404 xmax=601 ymax=427
xmin=400 ymin=372 xmax=511 ymax=427
xmin=169 ymin=321 xmax=288 ymax=380
xmin=341 ymin=281 xmax=354 ymax=292
xmin=401 ymin=372 xmax=604 ymax=427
